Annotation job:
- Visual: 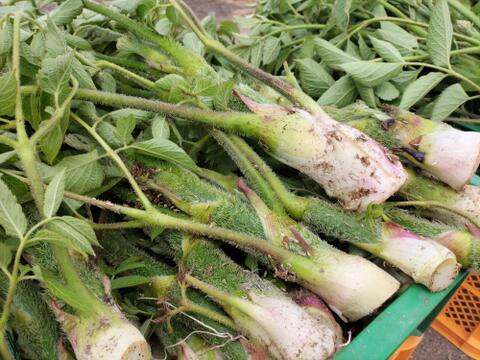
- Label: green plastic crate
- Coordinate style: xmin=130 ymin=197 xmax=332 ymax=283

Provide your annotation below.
xmin=336 ymin=174 xmax=480 ymax=359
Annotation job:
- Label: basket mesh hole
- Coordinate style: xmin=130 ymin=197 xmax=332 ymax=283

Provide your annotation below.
xmin=442 ymin=281 xmax=480 ymax=333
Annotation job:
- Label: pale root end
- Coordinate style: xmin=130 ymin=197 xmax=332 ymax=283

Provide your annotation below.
xmin=363 ymin=222 xmax=460 ymax=292
xmin=293 ymin=252 xmax=400 ymax=322
xmin=429 ymin=257 xmax=461 ymax=292
xmin=74 ymin=320 xmax=151 ymax=360
xmin=430 ymin=185 xmax=480 ymax=226
xmin=420 ymin=127 xmax=480 ymax=190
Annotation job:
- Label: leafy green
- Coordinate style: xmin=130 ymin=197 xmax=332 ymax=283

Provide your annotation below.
xmin=0 ymin=178 xmax=27 ymax=238
xmin=130 ymin=139 xmax=197 ymax=170
xmin=431 ymin=83 xmax=470 ymax=122
xmin=44 ymin=170 xmax=65 ymax=218
xmin=339 ymin=61 xmax=403 ymax=87
xmin=399 ymin=72 xmax=447 ymax=110
xmin=0 ymin=71 xmax=16 ymax=116
xmin=427 ymin=0 xmax=452 ymax=67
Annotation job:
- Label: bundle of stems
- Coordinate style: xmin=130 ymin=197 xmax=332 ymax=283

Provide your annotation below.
xmin=82 ymin=0 xmax=408 ymax=211
xmin=99 ymin=226 xmax=340 ymax=359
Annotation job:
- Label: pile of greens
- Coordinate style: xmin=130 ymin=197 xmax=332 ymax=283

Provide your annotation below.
xmin=0 ymin=1 xmax=479 ymax=359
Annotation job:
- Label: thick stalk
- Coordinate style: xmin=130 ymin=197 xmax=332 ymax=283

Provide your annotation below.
xmin=73 ymin=88 xmax=264 ymax=137
xmin=448 ymin=0 xmax=480 ymax=28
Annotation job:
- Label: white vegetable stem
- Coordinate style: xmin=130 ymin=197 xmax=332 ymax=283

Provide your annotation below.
xmin=386 ymin=107 xmax=480 ymax=189
xmin=360 ymin=222 xmax=460 ymax=291
xmin=240 ymin=95 xmax=407 ymax=210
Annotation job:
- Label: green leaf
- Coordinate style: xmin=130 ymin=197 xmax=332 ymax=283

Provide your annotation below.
xmin=263 ymin=37 xmax=281 ymax=65
xmin=40 ymin=268 xmax=94 ymax=315
xmin=339 ymin=61 xmax=403 ymax=87
xmin=377 ymin=22 xmax=418 ymax=54
xmin=113 ymin=258 xmax=146 ymax=275
xmin=28 ymin=229 xmax=92 ymax=257
xmin=130 ymin=139 xmax=196 ymax=170
xmin=358 ymin=35 xmax=375 ymax=60
xmin=369 ymin=36 xmax=403 ymax=63
xmin=40 ymin=107 xmax=71 ymax=164
xmin=44 ymin=18 xmax=68 ymax=57
xmin=72 ymin=58 xmax=96 ymax=90
xmin=115 ymin=115 xmax=136 ymax=145
xmin=296 ymin=58 xmax=334 ymax=97
xmin=0 ymin=151 xmax=16 ymax=165
xmin=111 ymin=275 xmax=151 ymax=290
xmin=0 ymin=23 xmax=12 ymax=55
xmin=155 ymin=18 xmax=172 ymax=35
xmin=47 ymin=216 xmax=99 ymax=249
xmin=183 ymin=32 xmax=204 ymax=55
xmin=38 ymin=53 xmax=74 ymax=95
xmin=427 ymin=0 xmax=452 ymax=67
xmin=49 ymin=0 xmax=83 ymax=26
xmin=54 ymin=151 xmax=104 ymax=194
xmin=151 ymin=116 xmax=170 ymax=139
xmin=399 ymin=72 xmax=447 ymax=109
xmin=0 ymin=71 xmax=16 ymax=116
xmin=0 ymin=178 xmax=27 ymax=238
xmin=0 ymin=242 xmax=12 ymax=269
xmin=375 ymin=81 xmax=400 ymax=101
xmin=314 ymin=38 xmax=358 ymax=66
xmin=318 ymin=75 xmax=357 ymax=107
xmin=250 ymin=42 xmax=262 ymax=67
xmin=96 ymin=71 xmax=116 ymax=93
xmin=431 ymin=83 xmax=469 ymax=122
xmin=97 ymin=122 xmax=123 ymax=149
xmin=213 ymin=80 xmax=234 ymax=111
xmin=332 ymin=0 xmax=352 ymax=29
xmin=356 ymin=83 xmax=377 ymax=108
xmin=44 ymin=170 xmax=65 ymax=218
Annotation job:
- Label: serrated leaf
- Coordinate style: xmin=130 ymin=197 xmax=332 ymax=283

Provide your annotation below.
xmin=0 ymin=71 xmax=16 ymax=116
xmin=65 ymin=34 xmax=92 ymax=51
xmin=130 ymin=139 xmax=196 ymax=170
xmin=40 ymin=108 xmax=71 ymax=164
xmin=72 ymin=58 xmax=96 ymax=90
xmin=0 ymin=242 xmax=12 ymax=268
xmin=44 ymin=170 xmax=65 ymax=218
xmin=375 ymin=81 xmax=400 ymax=101
xmin=431 ymin=83 xmax=469 ymax=122
xmin=369 ymin=36 xmax=403 ymax=63
xmin=28 ymin=229 xmax=91 ymax=257
xmin=38 ymin=53 xmax=74 ymax=95
xmin=97 ymin=122 xmax=123 ymax=149
xmin=340 ymin=61 xmax=403 ymax=87
xmin=115 ymin=115 xmax=136 ymax=145
xmin=213 ymin=80 xmax=234 ymax=111
xmin=183 ymin=32 xmax=204 ymax=55
xmin=250 ymin=42 xmax=262 ymax=67
xmin=263 ymin=37 xmax=281 ymax=65
xmin=0 ymin=178 xmax=27 ymax=238
xmin=151 ymin=116 xmax=170 ymax=139
xmin=427 ymin=0 xmax=452 ymax=67
xmin=48 ymin=216 xmax=99 ymax=249
xmin=111 ymin=275 xmax=151 ymax=290
xmin=296 ymin=58 xmax=334 ymax=97
xmin=318 ymin=75 xmax=357 ymax=107
xmin=54 ymin=151 xmax=104 ymax=194
xmin=399 ymin=72 xmax=447 ymax=109
xmin=314 ymin=38 xmax=358 ymax=66
xmin=49 ymin=0 xmax=83 ymax=26
xmin=155 ymin=74 xmax=189 ymax=93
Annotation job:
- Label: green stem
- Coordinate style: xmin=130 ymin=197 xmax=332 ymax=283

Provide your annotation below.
xmin=211 ymin=130 xmax=284 ymax=213
xmin=90 ymin=221 xmax=144 ymax=230
xmin=62 ymin=190 xmax=292 ymax=263
xmin=0 ymin=235 xmax=27 ymax=360
xmin=388 ymin=201 xmax=480 ymax=227
xmin=30 ymin=77 xmax=79 ymax=145
xmin=182 ymin=298 xmax=238 ymax=331
xmin=95 ymin=60 xmax=166 ymax=98
xmin=94 ymin=53 xmax=164 ymax=76
xmin=448 ymin=0 xmax=480 ymax=28
xmin=228 ymin=135 xmax=308 ymax=219
xmin=257 ymin=24 xmax=325 ymax=40
xmin=71 ymin=113 xmax=154 ymax=211
xmin=169 ymin=0 xmax=321 ymax=114
xmin=72 ymin=88 xmax=264 ymax=136
xmin=404 ymin=62 xmax=480 ymax=93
